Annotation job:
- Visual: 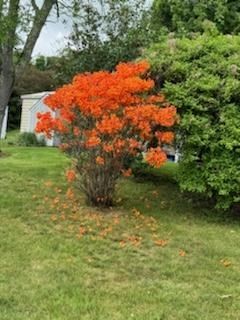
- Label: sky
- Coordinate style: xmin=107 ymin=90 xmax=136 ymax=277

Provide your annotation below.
xmin=32 ymin=0 xmax=153 ymax=57
xmin=32 ymin=17 xmax=71 ymax=57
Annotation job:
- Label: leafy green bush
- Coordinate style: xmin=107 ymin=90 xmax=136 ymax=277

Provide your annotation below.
xmin=125 ymin=154 xmax=148 ymax=177
xmin=145 ymin=33 xmax=240 ymax=209
xmin=151 ymin=0 xmax=240 ymax=35
xmin=17 ymin=132 xmax=46 ymax=147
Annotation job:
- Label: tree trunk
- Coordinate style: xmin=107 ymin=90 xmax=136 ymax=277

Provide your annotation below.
xmin=0 ymin=50 xmax=15 ymax=136
xmin=0 ymin=76 xmax=14 ymax=138
xmin=0 ymin=0 xmax=57 ymax=137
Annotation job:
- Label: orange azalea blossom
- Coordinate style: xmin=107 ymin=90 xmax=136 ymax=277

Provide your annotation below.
xmin=147 ymin=94 xmax=165 ymax=103
xmin=155 ymin=131 xmax=174 ymax=143
xmin=85 ymin=133 xmax=101 ymax=148
xmin=36 ymin=112 xmax=54 ymax=138
xmin=161 ymin=132 xmax=174 ymax=143
xmin=121 ymin=168 xmax=132 ymax=177
xmin=96 ymin=114 xmax=124 ymax=135
xmin=73 ymin=127 xmax=81 ymax=137
xmin=66 ymin=169 xmax=76 ymax=182
xmin=96 ymin=156 xmax=105 ymax=165
xmin=128 ymin=138 xmax=139 ymax=149
xmin=145 ymin=147 xmax=167 ymax=168
xmin=103 ymin=144 xmax=113 ymax=153
xmin=113 ymin=139 xmax=126 ymax=152
xmin=36 ymin=61 xmax=177 ymax=206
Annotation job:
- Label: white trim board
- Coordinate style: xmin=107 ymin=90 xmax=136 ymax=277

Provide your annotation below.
xmin=0 ymin=107 xmax=8 ymax=139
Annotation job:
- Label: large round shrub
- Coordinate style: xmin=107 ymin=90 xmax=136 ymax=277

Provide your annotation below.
xmin=36 ymin=61 xmax=176 ymax=207
xmin=145 ymin=33 xmax=240 ymax=209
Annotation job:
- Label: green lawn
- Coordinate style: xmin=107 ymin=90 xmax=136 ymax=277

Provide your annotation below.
xmin=0 ymin=141 xmax=240 ymax=319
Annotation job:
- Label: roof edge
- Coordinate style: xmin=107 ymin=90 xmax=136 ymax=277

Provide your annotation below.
xmin=21 ymin=91 xmax=54 ymax=99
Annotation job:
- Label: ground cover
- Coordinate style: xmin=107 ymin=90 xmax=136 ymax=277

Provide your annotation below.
xmin=0 ymin=140 xmax=240 ymax=319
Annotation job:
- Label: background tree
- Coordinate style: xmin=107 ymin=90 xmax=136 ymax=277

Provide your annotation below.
xmin=48 ymin=0 xmax=153 ymax=85
xmin=8 ymin=64 xmax=56 ymax=130
xmin=151 ymin=0 xmax=240 ymax=35
xmin=0 ymin=0 xmax=62 ymax=136
xmin=145 ymin=32 xmax=240 ymax=209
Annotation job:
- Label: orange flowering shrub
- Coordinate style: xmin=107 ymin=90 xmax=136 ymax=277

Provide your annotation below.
xmin=36 ymin=61 xmax=176 ymax=207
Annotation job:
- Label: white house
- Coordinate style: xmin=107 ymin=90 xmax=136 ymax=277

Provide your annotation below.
xmin=20 ymin=91 xmax=59 ymax=146
xmin=0 ymin=106 xmax=9 ymax=139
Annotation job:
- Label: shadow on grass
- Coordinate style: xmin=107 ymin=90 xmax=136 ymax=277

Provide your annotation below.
xmin=129 ymin=164 xmax=239 ymax=225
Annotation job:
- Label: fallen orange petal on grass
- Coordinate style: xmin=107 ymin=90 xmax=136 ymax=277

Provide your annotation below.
xmin=179 ymin=249 xmax=186 ymax=257
xmin=220 ymin=259 xmax=232 ymax=267
xmin=53 ymin=197 xmax=59 ymax=205
xmin=119 ymin=240 xmax=126 ymax=248
xmin=113 ymin=217 xmax=120 ymax=225
xmin=66 ymin=188 xmax=75 ymax=199
xmin=50 ymin=214 xmax=58 ymax=222
xmin=154 ymin=239 xmax=168 ymax=247
xmin=60 ymin=214 xmax=66 ymax=220
xmin=44 ymin=180 xmax=53 ymax=187
xmin=79 ymin=226 xmax=86 ymax=235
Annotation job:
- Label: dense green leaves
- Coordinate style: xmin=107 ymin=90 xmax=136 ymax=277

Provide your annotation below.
xmin=46 ymin=0 xmax=152 ymax=84
xmin=145 ymin=33 xmax=240 ymax=209
xmin=151 ymin=0 xmax=240 ymax=35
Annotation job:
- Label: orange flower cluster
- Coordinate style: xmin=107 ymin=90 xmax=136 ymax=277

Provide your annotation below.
xmin=145 ymin=147 xmax=167 ymax=168
xmin=96 ymin=114 xmax=124 ymax=135
xmin=36 ymin=61 xmax=177 ymax=194
xmin=155 ymin=131 xmax=174 ymax=143
xmin=36 ymin=112 xmax=68 ymax=138
xmin=96 ymin=156 xmax=104 ymax=165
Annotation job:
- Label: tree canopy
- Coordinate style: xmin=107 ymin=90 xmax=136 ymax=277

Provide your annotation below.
xmin=151 ymin=0 xmax=240 ymax=35
xmin=45 ymin=0 xmax=153 ymax=84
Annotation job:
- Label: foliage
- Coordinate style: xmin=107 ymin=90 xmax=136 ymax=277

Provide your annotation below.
xmin=124 ymin=153 xmax=149 ymax=177
xmin=145 ymin=33 xmax=240 ymax=209
xmin=14 ymin=65 xmax=55 ymax=94
xmin=33 ymin=55 xmax=66 ymax=87
xmin=36 ymin=61 xmax=176 ymax=207
xmin=17 ymin=132 xmax=46 ymax=147
xmin=0 ymin=0 xmax=60 ymax=134
xmin=0 ymin=130 xmax=19 ymax=148
xmin=42 ymin=0 xmax=153 ymax=85
xmin=151 ymin=0 xmax=240 ymax=35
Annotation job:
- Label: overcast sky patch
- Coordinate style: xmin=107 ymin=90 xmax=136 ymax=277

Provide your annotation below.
xmin=32 ymin=0 xmax=153 ymax=57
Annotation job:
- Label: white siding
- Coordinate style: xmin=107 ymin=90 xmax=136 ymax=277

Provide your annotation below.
xmin=20 ymin=99 xmax=37 ymax=132
xmin=20 ymin=92 xmax=54 ymax=133
xmin=20 ymin=92 xmax=58 ymax=147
